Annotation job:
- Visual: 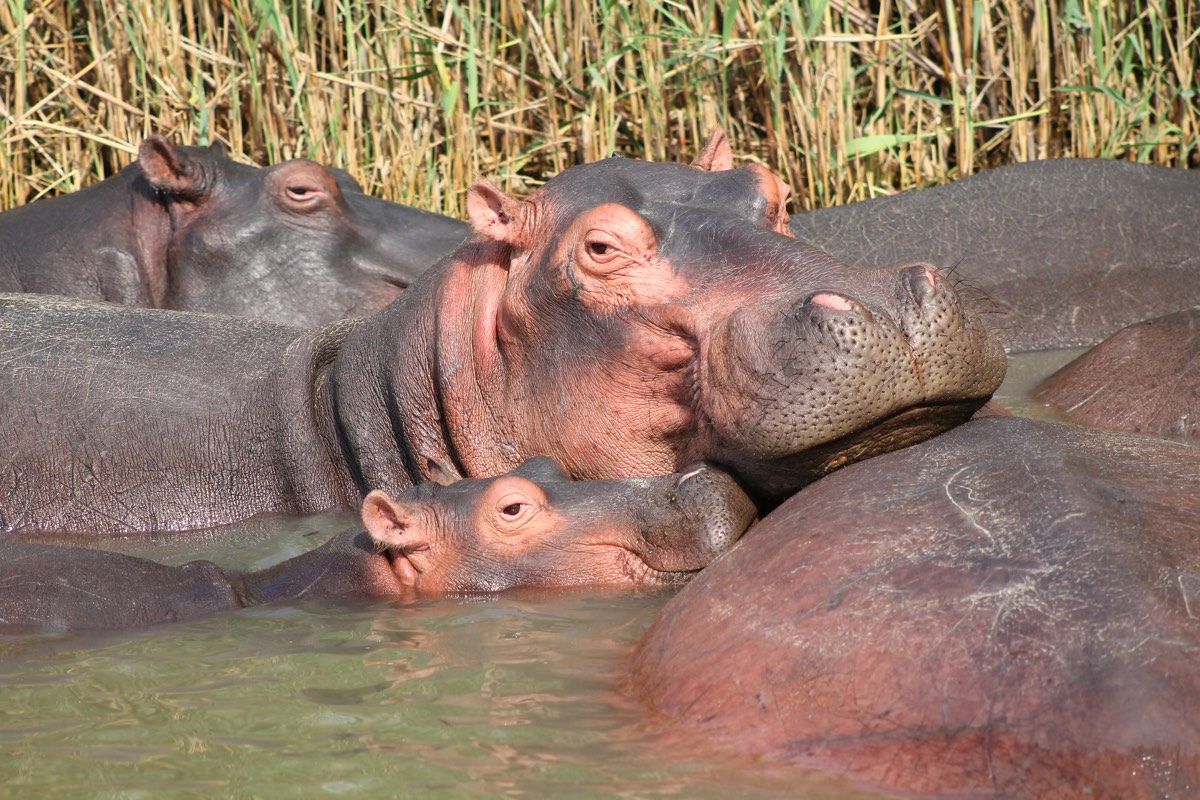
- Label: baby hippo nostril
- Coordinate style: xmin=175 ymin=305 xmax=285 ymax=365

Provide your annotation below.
xmin=808 ymin=292 xmax=854 ymax=312
xmin=902 ymin=264 xmax=940 ymax=306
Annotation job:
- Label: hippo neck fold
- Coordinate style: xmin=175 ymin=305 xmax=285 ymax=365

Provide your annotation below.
xmin=320 ymin=240 xmax=513 ymax=495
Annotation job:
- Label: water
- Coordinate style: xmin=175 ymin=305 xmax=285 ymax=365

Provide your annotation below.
xmin=0 ymin=350 xmax=1082 ymax=799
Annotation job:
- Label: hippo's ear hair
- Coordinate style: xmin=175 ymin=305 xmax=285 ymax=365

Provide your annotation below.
xmin=138 ymin=136 xmax=207 ymax=201
xmin=466 ymin=180 xmax=530 ymax=249
xmin=691 ymin=129 xmax=734 ymax=172
xmin=361 ymin=490 xmax=414 ymax=549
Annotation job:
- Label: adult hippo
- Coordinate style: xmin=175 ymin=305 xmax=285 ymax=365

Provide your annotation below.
xmin=0 ymin=459 xmax=754 ymax=631
xmin=1035 ymin=307 xmax=1199 ymax=440
xmin=0 ymin=133 xmax=1005 ymax=535
xmin=0 ymin=137 xmax=467 ymax=326
xmin=790 ymin=159 xmax=1200 ymax=352
xmin=630 ymin=416 xmax=1200 ymax=799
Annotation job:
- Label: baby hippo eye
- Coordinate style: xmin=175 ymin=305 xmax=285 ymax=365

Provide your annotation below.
xmin=582 ymin=233 xmax=621 ymax=263
xmin=492 ymin=491 xmax=540 ymax=530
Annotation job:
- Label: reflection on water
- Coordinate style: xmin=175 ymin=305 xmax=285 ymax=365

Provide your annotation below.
xmin=0 ymin=349 xmax=1078 ymax=798
xmin=0 ymin=594 xmax=870 ymax=798
xmin=992 ymin=347 xmax=1086 ymax=421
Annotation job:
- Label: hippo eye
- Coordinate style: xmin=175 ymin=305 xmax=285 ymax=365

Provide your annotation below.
xmin=493 ymin=493 xmax=539 ymax=530
xmin=287 ymin=185 xmax=318 ymax=201
xmin=582 ymin=234 xmax=621 ymax=264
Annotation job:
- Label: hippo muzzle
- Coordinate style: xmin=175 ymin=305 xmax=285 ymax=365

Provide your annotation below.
xmin=699 ymin=261 xmax=1006 ymax=500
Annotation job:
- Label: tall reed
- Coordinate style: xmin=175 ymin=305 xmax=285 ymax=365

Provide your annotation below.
xmin=1 ymin=1 xmax=1195 ymax=215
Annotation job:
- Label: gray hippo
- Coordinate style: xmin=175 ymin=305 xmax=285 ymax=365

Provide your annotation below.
xmin=1035 ymin=307 xmax=1199 ymax=440
xmin=630 ymin=416 xmax=1200 ymax=799
xmin=0 ymin=132 xmax=1005 ymax=535
xmin=0 ymin=137 xmax=467 ymax=326
xmin=790 ymin=159 xmax=1200 ymax=352
xmin=0 ymin=459 xmax=753 ymax=631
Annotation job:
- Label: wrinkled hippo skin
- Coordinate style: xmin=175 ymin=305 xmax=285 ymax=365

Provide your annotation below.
xmin=1035 ymin=307 xmax=1199 ymax=440
xmin=630 ymin=416 xmax=1200 ymax=799
xmin=0 ymin=133 xmax=1005 ymax=535
xmin=791 ymin=159 xmax=1200 ymax=352
xmin=0 ymin=460 xmax=754 ymax=631
xmin=0 ymin=137 xmax=466 ymax=326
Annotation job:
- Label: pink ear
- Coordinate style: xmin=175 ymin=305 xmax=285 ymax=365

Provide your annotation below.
xmin=138 ymin=136 xmax=207 ymax=200
xmin=691 ymin=129 xmax=734 ymax=172
xmin=466 ymin=180 xmax=529 ymax=247
xmin=361 ymin=490 xmax=413 ymax=548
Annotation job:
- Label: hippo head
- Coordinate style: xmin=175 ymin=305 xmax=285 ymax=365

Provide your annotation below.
xmin=134 ymin=137 xmax=465 ymax=325
xmin=360 ymin=458 xmax=756 ymax=592
xmin=411 ymin=131 xmax=1005 ymax=503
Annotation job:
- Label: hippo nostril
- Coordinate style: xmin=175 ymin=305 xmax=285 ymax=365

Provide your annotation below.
xmin=903 ymin=264 xmax=939 ymax=306
xmin=808 ymin=292 xmax=854 ymax=312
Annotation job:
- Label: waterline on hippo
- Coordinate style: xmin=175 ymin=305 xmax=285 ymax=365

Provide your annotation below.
xmin=0 ymin=131 xmax=1004 ymax=534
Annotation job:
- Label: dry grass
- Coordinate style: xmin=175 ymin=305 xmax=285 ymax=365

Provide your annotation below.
xmin=1 ymin=1 xmax=1196 ymax=215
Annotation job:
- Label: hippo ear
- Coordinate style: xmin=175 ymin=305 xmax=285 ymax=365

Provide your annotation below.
xmin=424 ymin=457 xmax=460 ymax=487
xmin=361 ymin=490 xmax=415 ymax=549
xmin=691 ymin=129 xmax=734 ymax=172
xmin=466 ymin=180 xmax=530 ymax=248
xmin=138 ymin=136 xmax=207 ymax=201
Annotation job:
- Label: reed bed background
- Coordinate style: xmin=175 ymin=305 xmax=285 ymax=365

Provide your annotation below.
xmin=1 ymin=1 xmax=1196 ymax=215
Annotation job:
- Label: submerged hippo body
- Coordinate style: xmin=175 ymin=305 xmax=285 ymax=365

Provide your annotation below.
xmin=790 ymin=159 xmax=1200 ymax=352
xmin=0 ymin=460 xmax=754 ymax=631
xmin=631 ymin=416 xmax=1200 ymax=799
xmin=0 ymin=137 xmax=467 ymax=326
xmin=1035 ymin=307 xmax=1199 ymax=440
xmin=0 ymin=134 xmax=1005 ymax=535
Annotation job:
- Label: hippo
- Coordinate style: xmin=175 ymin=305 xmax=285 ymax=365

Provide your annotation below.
xmin=1035 ymin=307 xmax=1199 ymax=440
xmin=0 ymin=459 xmax=755 ymax=631
xmin=0 ymin=132 xmax=1005 ymax=535
xmin=0 ymin=137 xmax=467 ymax=326
xmin=630 ymin=416 xmax=1200 ymax=799
xmin=790 ymin=159 xmax=1200 ymax=352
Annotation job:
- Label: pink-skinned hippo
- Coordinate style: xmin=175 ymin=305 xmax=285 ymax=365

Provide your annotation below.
xmin=630 ymin=416 xmax=1200 ymax=799
xmin=790 ymin=159 xmax=1200 ymax=352
xmin=1035 ymin=307 xmax=1199 ymax=441
xmin=0 ymin=132 xmax=1005 ymax=535
xmin=0 ymin=137 xmax=467 ymax=326
xmin=0 ymin=459 xmax=754 ymax=631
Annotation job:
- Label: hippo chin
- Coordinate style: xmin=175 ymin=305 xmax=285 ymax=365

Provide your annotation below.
xmin=0 ymin=131 xmax=1004 ymax=534
xmin=0 ymin=460 xmax=754 ymax=632
xmin=630 ymin=416 xmax=1200 ymax=799
xmin=0 ymin=136 xmax=467 ymax=326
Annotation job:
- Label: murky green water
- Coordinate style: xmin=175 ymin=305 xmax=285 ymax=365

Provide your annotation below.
xmin=0 ymin=350 xmax=1082 ymax=799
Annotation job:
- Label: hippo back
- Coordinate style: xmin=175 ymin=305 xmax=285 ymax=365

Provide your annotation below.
xmin=790 ymin=159 xmax=1200 ymax=351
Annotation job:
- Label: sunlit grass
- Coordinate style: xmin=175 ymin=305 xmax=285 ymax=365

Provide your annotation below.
xmin=1 ymin=1 xmax=1195 ymax=215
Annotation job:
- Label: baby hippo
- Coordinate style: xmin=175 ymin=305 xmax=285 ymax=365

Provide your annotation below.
xmin=0 ymin=460 xmax=755 ymax=632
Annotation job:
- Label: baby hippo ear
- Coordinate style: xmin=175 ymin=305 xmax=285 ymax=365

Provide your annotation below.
xmin=138 ymin=136 xmax=208 ymax=201
xmin=361 ymin=490 xmax=414 ymax=548
xmin=466 ymin=180 xmax=531 ymax=248
xmin=691 ymin=129 xmax=734 ymax=172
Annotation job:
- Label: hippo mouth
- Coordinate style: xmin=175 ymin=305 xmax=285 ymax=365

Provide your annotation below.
xmin=723 ymin=398 xmax=988 ymax=504
xmin=381 ymin=544 xmax=426 ymax=588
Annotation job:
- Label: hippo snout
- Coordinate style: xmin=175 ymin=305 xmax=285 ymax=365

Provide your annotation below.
xmin=698 ymin=261 xmax=1006 ymax=499
xmin=672 ymin=463 xmax=758 ymax=559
